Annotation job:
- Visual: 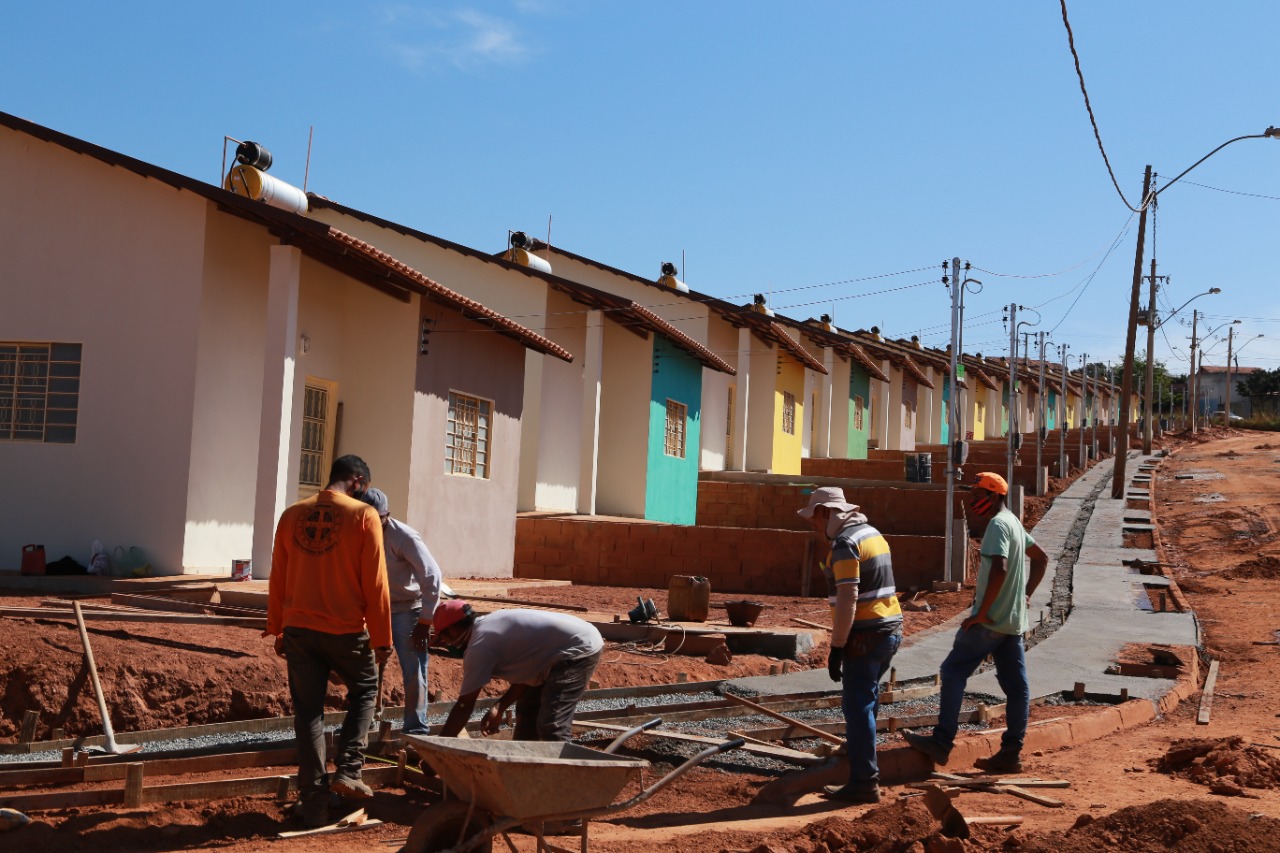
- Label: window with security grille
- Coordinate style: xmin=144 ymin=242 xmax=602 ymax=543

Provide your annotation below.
xmin=976 ymin=401 xmax=986 ymax=425
xmin=664 ymin=399 xmax=687 ymax=458
xmin=446 ymin=392 xmax=492 ymax=478
xmin=782 ymin=391 xmax=796 ymax=435
xmin=904 ymin=401 xmax=914 ymax=429
xmin=853 ymin=395 xmax=864 ymax=431
xmin=300 ymin=385 xmax=329 ymax=487
xmin=0 ymin=342 xmax=81 ymax=443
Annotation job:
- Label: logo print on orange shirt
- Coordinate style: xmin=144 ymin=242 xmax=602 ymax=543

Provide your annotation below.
xmin=294 ymin=504 xmax=342 ymax=555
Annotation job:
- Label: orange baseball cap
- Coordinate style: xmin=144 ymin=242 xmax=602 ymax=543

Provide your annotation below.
xmin=972 ymin=472 xmax=1009 ymax=495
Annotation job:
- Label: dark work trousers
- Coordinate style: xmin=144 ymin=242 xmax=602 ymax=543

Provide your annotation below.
xmin=513 ymin=649 xmax=602 ymax=741
xmin=283 ymin=626 xmax=379 ymax=806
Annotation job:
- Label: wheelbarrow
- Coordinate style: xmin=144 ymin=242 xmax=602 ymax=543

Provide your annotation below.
xmin=401 ymin=719 xmax=743 ymax=853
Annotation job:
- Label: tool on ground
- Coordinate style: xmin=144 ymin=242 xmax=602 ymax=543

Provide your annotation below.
xmin=72 ymin=601 xmax=140 ymax=755
xmin=627 ymin=597 xmax=659 ymax=624
xmin=721 ymin=691 xmax=845 ymax=746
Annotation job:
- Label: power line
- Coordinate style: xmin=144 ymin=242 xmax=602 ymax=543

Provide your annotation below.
xmin=1058 ymin=0 xmax=1144 ymax=214
xmin=1179 ymin=179 xmax=1280 ymax=201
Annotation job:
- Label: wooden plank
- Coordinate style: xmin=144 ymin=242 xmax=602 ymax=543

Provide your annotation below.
xmin=573 ymin=721 xmax=823 ymax=765
xmin=460 ymin=593 xmax=589 ymax=613
xmin=138 ymin=763 xmax=400 ymax=806
xmin=0 ymin=766 xmax=84 ymax=786
xmin=722 ymin=693 xmax=844 ymax=745
xmin=110 ymin=593 xmax=268 ymax=618
xmin=993 ymin=784 xmax=1064 ymax=808
xmin=83 ymin=747 xmax=300 ymax=782
xmin=0 ymin=787 xmax=124 ymax=810
xmin=278 ymin=809 xmax=383 ymax=839
xmin=2 ymin=607 xmax=266 ymax=628
xmin=1197 ymin=659 xmax=1220 ymax=725
xmin=966 ymin=815 xmax=1025 ymax=827
xmin=791 ymin=617 xmax=829 ymax=631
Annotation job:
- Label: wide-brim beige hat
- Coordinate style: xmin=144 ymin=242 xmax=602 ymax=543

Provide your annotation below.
xmin=797 ymin=486 xmax=860 ymax=518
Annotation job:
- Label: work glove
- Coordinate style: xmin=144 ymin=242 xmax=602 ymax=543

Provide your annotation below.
xmin=412 ymin=621 xmax=432 ymax=652
xmin=827 ymin=645 xmax=843 ymax=682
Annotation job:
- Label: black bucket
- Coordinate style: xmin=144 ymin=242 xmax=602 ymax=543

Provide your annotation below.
xmin=916 ymin=452 xmax=933 ymax=483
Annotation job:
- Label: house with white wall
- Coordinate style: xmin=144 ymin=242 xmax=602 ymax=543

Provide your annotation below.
xmin=304 ymin=199 xmax=733 ymax=524
xmin=0 ymin=112 xmax=570 ymax=576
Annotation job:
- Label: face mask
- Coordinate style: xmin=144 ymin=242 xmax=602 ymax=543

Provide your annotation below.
xmin=971 ymin=493 xmax=994 ymax=516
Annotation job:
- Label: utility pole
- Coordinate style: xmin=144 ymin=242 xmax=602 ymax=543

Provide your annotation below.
xmin=1189 ymin=310 xmax=1200 ymax=433
xmin=1037 ymin=332 xmax=1047 ymax=479
xmin=1059 ymin=344 xmax=1069 ymax=477
xmin=1142 ymin=258 xmax=1167 ymax=454
xmin=1007 ymin=303 xmax=1018 ymax=489
xmin=943 ymin=258 xmax=962 ymax=585
xmin=1090 ymin=361 xmax=1098 ymax=457
xmin=1113 ymin=165 xmax=1154 ymax=498
xmin=1226 ymin=325 xmax=1235 ymax=423
xmin=1078 ymin=352 xmax=1088 ymax=466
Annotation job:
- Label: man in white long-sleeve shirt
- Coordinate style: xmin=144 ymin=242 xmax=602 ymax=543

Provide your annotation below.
xmin=362 ymin=488 xmax=442 ymax=734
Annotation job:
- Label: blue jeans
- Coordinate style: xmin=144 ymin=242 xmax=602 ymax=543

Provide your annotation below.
xmin=390 ymin=608 xmax=430 ymax=734
xmin=933 ymin=625 xmax=1029 ymax=755
xmin=283 ymin=627 xmax=378 ymax=806
xmin=841 ymin=629 xmax=902 ymax=786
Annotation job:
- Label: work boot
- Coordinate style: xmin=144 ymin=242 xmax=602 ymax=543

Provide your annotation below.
xmin=902 ymin=731 xmax=951 ymax=766
xmin=330 ymin=775 xmax=374 ymax=800
xmin=822 ymin=783 xmax=881 ymax=805
xmin=974 ymin=751 xmax=1023 ymax=774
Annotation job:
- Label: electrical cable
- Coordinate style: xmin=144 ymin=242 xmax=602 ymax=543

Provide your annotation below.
xmin=1178 ymin=179 xmax=1280 ymax=202
xmin=1058 ymin=0 xmax=1146 ymax=214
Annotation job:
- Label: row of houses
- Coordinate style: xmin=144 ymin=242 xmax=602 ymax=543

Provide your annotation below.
xmin=0 ymin=112 xmax=1138 ymax=579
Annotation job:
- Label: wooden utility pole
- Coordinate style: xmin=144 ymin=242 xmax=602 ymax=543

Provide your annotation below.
xmin=1112 ymin=165 xmax=1153 ymax=499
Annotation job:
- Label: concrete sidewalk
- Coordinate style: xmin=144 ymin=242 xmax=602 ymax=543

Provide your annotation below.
xmin=730 ymin=453 xmax=1197 ymax=709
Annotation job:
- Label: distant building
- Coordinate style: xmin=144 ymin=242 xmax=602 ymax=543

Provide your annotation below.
xmin=1197 ymin=364 xmax=1260 ymax=418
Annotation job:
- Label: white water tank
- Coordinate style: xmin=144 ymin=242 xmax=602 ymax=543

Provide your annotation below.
xmin=224 ymin=164 xmax=308 ymax=215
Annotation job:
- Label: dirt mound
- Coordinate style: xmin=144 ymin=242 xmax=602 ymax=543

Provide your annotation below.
xmin=1216 ymin=450 xmax=1242 ymax=458
xmin=1253 ymin=443 xmax=1280 ymax=450
xmin=739 ymin=799 xmax=1004 ymax=853
xmin=1157 ymin=735 xmax=1280 ymax=793
xmin=1221 ymin=555 xmax=1280 ymax=580
xmin=1011 ymin=798 xmax=1280 ymax=851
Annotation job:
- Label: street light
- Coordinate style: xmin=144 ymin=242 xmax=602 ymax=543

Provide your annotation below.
xmin=1114 ymin=126 xmax=1279 ymax=499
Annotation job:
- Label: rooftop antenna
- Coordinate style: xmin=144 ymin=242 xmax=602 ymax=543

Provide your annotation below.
xmin=219 ymin=135 xmax=244 ymax=184
xmin=303 ymin=125 xmax=314 ymax=193
xmin=546 ymin=214 xmax=552 ymax=249
xmin=682 ymin=249 xmax=686 ymax=282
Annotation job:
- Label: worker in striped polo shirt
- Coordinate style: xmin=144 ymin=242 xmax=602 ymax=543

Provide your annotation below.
xmin=798 ymin=486 xmax=903 ymax=804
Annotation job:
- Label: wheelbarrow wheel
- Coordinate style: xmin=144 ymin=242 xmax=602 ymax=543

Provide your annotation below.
xmin=403 ymin=801 xmax=494 ymax=853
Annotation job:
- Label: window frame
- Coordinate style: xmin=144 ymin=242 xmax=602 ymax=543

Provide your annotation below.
xmin=664 ymin=398 xmax=687 ymax=458
xmin=0 ymin=341 xmax=82 ymax=444
xmin=782 ymin=391 xmax=796 ymax=435
xmin=445 ymin=390 xmax=494 ymax=479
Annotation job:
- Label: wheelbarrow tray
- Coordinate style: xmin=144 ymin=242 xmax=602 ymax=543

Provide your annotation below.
xmin=404 ymin=735 xmax=649 ymax=820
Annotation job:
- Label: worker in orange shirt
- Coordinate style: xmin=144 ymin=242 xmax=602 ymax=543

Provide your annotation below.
xmin=266 ymin=454 xmax=392 ymax=829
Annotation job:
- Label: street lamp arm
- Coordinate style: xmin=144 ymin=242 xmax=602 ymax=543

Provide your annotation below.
xmin=1156 ymin=289 xmax=1221 ymax=329
xmin=1154 ymin=132 xmax=1275 ymax=199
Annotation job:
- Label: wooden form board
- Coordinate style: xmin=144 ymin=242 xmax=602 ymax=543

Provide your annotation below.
xmin=0 ymin=762 xmax=402 ymax=812
xmin=0 ymin=607 xmax=265 ymax=628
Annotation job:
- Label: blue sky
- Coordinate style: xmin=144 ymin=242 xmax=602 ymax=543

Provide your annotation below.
xmin=5 ymin=1 xmax=1279 ymax=375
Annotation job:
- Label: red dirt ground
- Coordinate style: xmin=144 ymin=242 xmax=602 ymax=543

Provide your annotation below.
xmin=8 ymin=429 xmax=1280 ymax=851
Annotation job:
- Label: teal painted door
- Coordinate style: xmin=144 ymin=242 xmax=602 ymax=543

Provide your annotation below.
xmin=848 ymin=368 xmax=871 ymax=458
xmin=644 ymin=338 xmax=702 ymax=524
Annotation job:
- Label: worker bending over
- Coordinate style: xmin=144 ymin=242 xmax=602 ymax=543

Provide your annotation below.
xmin=434 ymin=602 xmax=603 ymax=741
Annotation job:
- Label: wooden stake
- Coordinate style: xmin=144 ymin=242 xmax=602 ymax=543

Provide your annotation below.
xmin=123 ymin=763 xmax=144 ymax=807
xmin=1197 ymin=659 xmax=1220 ymax=725
xmin=791 ymin=617 xmax=828 ymax=630
xmin=1073 ymin=682 xmax=1085 ymax=700
xmin=275 ymin=775 xmax=292 ymax=800
xmin=19 ymin=711 xmax=39 ymax=743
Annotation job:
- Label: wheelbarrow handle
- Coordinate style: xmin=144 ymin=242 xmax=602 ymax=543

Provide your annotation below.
xmin=601 ymin=717 xmax=663 ymax=754
xmin=631 ymin=737 xmax=745 ymax=801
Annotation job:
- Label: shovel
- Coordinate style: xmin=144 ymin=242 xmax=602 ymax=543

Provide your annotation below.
xmin=72 ymin=601 xmax=140 ymax=756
